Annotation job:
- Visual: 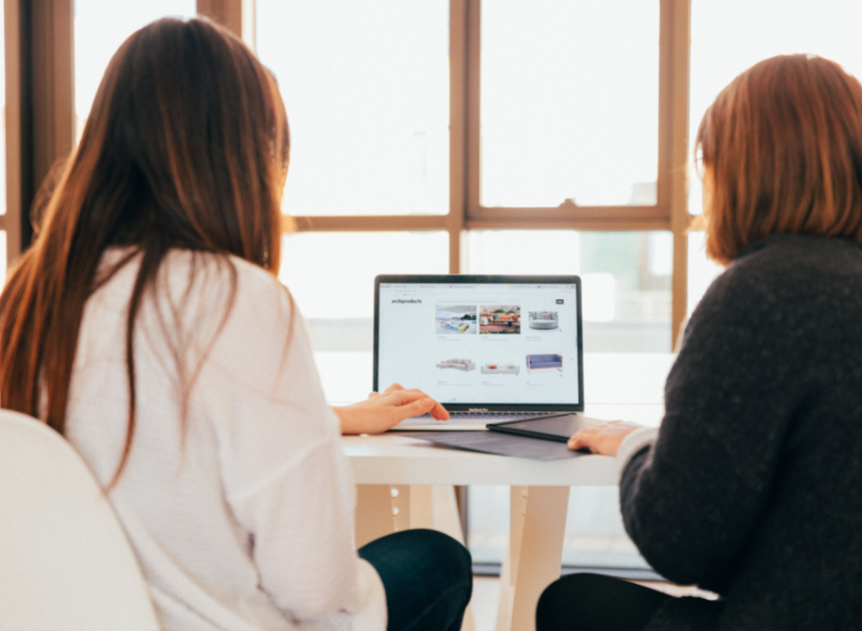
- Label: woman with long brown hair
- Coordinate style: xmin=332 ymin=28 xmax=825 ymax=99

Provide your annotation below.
xmin=538 ymin=54 xmax=862 ymax=630
xmin=0 ymin=17 xmax=470 ymax=631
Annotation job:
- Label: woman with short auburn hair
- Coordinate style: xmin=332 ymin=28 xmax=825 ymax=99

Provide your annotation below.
xmin=699 ymin=53 xmax=862 ymax=264
xmin=538 ymin=54 xmax=862 ymax=630
xmin=0 ymin=17 xmax=470 ymax=631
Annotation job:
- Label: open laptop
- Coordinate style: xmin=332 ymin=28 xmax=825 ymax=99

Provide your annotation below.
xmin=374 ymin=275 xmax=586 ymax=430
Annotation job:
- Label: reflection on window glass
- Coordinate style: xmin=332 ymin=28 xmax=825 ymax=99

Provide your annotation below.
xmin=278 ymin=232 xmax=447 ymax=403
xmin=481 ymin=0 xmax=659 ymax=208
xmin=257 ymin=1 xmax=449 ymax=216
xmin=74 ymin=0 xmax=196 ymax=141
xmin=689 ymin=0 xmax=862 ymax=213
xmin=468 ymin=231 xmax=672 ymax=352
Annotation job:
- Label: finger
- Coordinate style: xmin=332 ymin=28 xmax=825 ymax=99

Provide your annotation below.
xmin=429 ymin=401 xmax=449 ymax=420
xmin=391 ymin=396 xmax=437 ymax=421
xmin=392 ymin=386 xmax=433 ymax=398
xmin=368 ymin=391 xmax=379 ymax=399
xmin=384 ymin=389 xmax=429 ymax=405
xmin=383 ymin=388 xmax=448 ymax=419
xmin=567 ymin=429 xmax=593 ymax=451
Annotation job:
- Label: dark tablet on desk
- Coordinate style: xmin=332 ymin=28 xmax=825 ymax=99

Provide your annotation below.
xmin=487 ymin=414 xmax=590 ymax=443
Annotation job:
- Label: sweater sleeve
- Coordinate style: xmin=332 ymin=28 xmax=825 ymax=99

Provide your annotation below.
xmin=615 ymin=426 xmax=658 ymax=483
xmin=197 ymin=261 xmax=386 ymax=629
xmin=619 ymin=262 xmax=813 ymax=593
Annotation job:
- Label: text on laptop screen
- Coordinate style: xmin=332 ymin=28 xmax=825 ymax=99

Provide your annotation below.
xmin=377 ymin=282 xmax=580 ymax=406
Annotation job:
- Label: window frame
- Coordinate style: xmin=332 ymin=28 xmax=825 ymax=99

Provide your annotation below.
xmin=464 ymin=0 xmax=671 ymax=226
xmin=280 ymin=0 xmax=694 ymax=348
xmin=3 ymin=0 xmax=76 ymax=263
xmin=3 ymin=0 xmax=696 ymax=348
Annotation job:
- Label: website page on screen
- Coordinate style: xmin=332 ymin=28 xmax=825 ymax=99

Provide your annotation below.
xmin=377 ymin=282 xmax=580 ymax=405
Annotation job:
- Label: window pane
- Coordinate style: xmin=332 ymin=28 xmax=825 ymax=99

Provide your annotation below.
xmin=468 ymin=231 xmax=672 ymax=352
xmin=481 ymin=0 xmax=659 ymax=208
xmin=257 ymin=1 xmax=449 ymax=216
xmin=278 ymin=232 xmax=448 ymax=403
xmin=689 ymin=0 xmax=862 ymax=214
xmin=74 ymin=0 xmax=196 ymax=141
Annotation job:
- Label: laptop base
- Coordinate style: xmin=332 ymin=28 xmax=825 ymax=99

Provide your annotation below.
xmin=389 ymin=411 xmax=570 ymax=432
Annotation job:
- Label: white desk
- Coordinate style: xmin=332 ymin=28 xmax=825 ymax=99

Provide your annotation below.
xmin=345 ymin=432 xmax=618 ymax=487
xmin=332 ymin=351 xmax=670 ymax=631
xmin=343 ymin=432 xmax=622 ymax=631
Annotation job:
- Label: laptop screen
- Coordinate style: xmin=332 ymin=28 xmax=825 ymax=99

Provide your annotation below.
xmin=374 ymin=275 xmax=583 ymax=411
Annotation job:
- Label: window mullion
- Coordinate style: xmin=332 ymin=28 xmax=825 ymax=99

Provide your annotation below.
xmin=666 ymin=0 xmax=692 ymax=350
xmin=449 ymin=0 xmax=469 ymax=274
xmin=197 ymin=0 xmax=255 ymax=50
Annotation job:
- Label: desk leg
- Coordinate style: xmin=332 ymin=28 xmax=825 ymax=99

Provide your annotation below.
xmin=356 ymin=485 xmax=476 ymax=631
xmin=355 ymin=485 xmax=396 ymax=548
xmin=495 ymin=524 xmax=515 ymax=631
xmin=432 ymin=486 xmax=476 ymax=631
xmin=496 ymin=486 xmax=569 ymax=631
xmin=495 ymin=486 xmax=526 ymax=631
xmin=418 ymin=486 xmax=477 ymax=631
xmin=409 ymin=485 xmax=434 ymax=529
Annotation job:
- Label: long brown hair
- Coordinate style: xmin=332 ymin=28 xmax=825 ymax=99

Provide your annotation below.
xmin=696 ymin=54 xmax=862 ymax=264
xmin=0 ymin=17 xmax=290 ymax=481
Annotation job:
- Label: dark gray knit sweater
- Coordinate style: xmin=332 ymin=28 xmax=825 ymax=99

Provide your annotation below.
xmin=621 ymin=234 xmax=862 ymax=630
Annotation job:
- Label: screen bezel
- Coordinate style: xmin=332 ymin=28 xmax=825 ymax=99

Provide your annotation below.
xmin=373 ymin=274 xmax=584 ymax=412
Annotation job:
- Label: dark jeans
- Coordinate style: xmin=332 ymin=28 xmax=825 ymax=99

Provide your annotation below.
xmin=536 ymin=573 xmax=672 ymax=631
xmin=358 ymin=529 xmax=473 ymax=631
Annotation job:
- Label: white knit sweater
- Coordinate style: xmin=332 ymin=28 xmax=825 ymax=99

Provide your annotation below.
xmin=64 ymin=249 xmax=386 ymax=631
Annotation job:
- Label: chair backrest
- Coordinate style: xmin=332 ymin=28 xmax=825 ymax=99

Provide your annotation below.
xmin=0 ymin=409 xmax=160 ymax=631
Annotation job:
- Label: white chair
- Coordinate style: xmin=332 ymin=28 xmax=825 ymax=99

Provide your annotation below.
xmin=0 ymin=409 xmax=160 ymax=631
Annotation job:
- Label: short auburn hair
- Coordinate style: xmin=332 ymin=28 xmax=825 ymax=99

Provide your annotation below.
xmin=696 ymin=54 xmax=862 ymax=265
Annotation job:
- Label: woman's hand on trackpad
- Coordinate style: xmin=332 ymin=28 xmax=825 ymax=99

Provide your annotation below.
xmin=334 ymin=383 xmax=449 ymax=435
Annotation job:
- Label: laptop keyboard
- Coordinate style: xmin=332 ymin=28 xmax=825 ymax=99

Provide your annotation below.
xmin=411 ymin=411 xmax=562 ymax=421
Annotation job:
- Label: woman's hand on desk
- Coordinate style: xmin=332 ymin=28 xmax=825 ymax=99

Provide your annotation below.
xmin=567 ymin=420 xmax=643 ymax=456
xmin=333 ymin=383 xmax=449 ymax=435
